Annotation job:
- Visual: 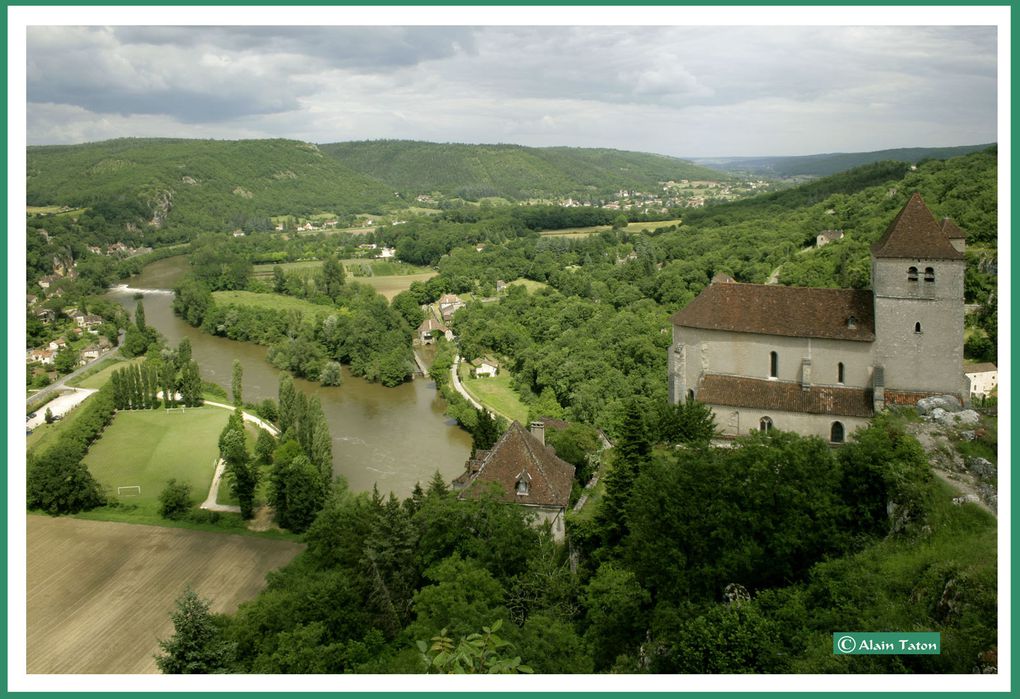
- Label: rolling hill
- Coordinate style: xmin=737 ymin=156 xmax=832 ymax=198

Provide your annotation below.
xmin=694 ymin=143 xmax=994 ymax=178
xmin=27 ymin=138 xmax=396 ymax=230
xmin=319 ymin=140 xmax=729 ymax=200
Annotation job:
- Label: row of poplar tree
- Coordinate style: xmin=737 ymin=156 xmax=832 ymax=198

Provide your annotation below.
xmin=110 ymin=359 xmax=203 ymax=410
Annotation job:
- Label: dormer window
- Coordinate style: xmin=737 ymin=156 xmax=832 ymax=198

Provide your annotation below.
xmin=908 ymin=266 xmax=919 ymax=281
xmin=846 ymin=315 xmax=857 ymax=330
xmin=924 ymin=267 xmax=935 ymax=282
xmin=516 ymin=479 xmax=529 ymax=496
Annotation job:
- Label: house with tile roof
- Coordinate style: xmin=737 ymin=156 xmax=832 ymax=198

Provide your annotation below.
xmin=964 ymin=363 xmax=997 ymax=399
xmin=669 ymin=193 xmax=969 ymax=444
xmin=416 ymin=317 xmax=452 ymax=345
xmin=453 ymin=421 xmax=575 ymax=541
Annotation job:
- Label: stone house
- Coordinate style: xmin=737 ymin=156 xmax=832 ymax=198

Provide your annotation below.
xmin=28 ymin=348 xmax=54 ymax=365
xmin=474 ymin=360 xmax=498 ymax=378
xmin=416 ymin=317 xmax=452 ymax=345
xmin=964 ymin=363 xmax=997 ymax=399
xmin=816 ymin=229 xmax=845 ymax=247
xmin=669 ymin=193 xmax=968 ymax=444
xmin=438 ymin=294 xmax=466 ymax=322
xmin=453 ymin=421 xmax=575 ymax=542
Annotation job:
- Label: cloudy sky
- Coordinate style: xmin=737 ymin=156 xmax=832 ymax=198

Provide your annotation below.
xmin=26 ymin=25 xmax=997 ymax=157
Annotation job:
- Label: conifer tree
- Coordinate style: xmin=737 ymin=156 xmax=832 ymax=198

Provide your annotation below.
xmin=231 ymin=359 xmax=243 ymax=407
xmin=135 ymin=300 xmax=146 ymax=333
xmin=278 ymin=374 xmax=297 ymax=435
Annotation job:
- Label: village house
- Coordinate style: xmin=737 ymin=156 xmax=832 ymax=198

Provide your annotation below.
xmin=81 ymin=346 xmax=103 ymax=362
xmin=377 ymin=247 xmax=396 ymax=259
xmin=47 ymin=338 xmax=67 ymax=352
xmin=669 ymin=193 xmax=968 ymax=444
xmin=473 ymin=359 xmax=499 ymax=378
xmin=453 ymin=421 xmax=574 ymax=542
xmin=964 ymin=363 xmax=998 ymax=399
xmin=27 ymin=348 xmax=54 ymax=365
xmin=37 ymin=275 xmax=58 ymax=289
xmin=35 ymin=308 xmax=56 ymax=323
xmin=416 ymin=317 xmax=453 ymax=345
xmin=438 ymin=294 xmax=466 ymax=322
xmin=816 ymin=229 xmax=845 ymax=247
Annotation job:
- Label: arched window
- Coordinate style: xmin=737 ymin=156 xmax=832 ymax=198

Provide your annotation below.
xmin=908 ymin=266 xmax=919 ymax=281
xmin=924 ymin=267 xmax=935 ymax=282
xmin=830 ymin=421 xmax=845 ymax=443
xmin=837 ymin=362 xmax=845 ymax=384
xmin=914 ymin=322 xmax=922 ymax=334
xmin=759 ymin=416 xmax=773 ymax=433
xmin=516 ymin=479 xmax=530 ymax=496
xmin=687 ymin=389 xmax=695 ymax=401
xmin=847 ymin=315 xmax=857 ymax=330
xmin=769 ymin=351 xmax=778 ymax=378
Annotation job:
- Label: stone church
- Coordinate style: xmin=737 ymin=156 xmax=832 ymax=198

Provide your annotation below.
xmin=669 ymin=193 xmax=968 ymax=443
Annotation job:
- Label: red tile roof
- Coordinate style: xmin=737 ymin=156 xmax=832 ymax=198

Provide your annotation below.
xmin=457 ymin=421 xmax=574 ymax=509
xmin=671 ymin=283 xmax=875 ymax=342
xmin=698 ymin=374 xmax=874 ymax=418
xmin=871 ymin=193 xmax=964 ymax=260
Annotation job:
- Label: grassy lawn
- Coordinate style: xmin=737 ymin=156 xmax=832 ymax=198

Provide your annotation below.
xmin=459 ymin=364 xmax=530 ymax=424
xmin=26 ymin=407 xmax=81 ymax=453
xmin=212 ymin=290 xmax=328 ymax=316
xmin=83 ymin=407 xmax=230 ymax=515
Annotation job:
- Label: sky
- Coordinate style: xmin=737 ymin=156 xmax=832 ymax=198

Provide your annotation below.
xmin=26 ymin=25 xmax=998 ymax=158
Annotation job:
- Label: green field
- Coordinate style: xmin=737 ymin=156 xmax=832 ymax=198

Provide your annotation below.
xmin=212 ymin=290 xmax=328 ymax=315
xmin=83 ymin=407 xmax=230 ymax=514
xmin=459 ymin=363 xmax=529 ymax=424
xmin=504 ymin=278 xmax=549 ymax=293
xmin=67 ymin=355 xmax=145 ymax=390
xmin=252 ymin=258 xmax=432 ymax=278
xmin=539 ymin=218 xmax=683 ymax=238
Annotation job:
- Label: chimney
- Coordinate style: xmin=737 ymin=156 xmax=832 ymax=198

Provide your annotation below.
xmin=800 ymin=358 xmax=812 ymax=391
xmin=529 ymin=420 xmax=545 ymax=446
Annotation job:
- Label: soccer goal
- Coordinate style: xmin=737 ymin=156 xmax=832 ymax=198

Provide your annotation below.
xmin=117 ymin=485 xmax=141 ymax=497
xmin=165 ymin=406 xmax=186 ymax=414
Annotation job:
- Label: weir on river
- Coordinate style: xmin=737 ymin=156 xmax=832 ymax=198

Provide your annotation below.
xmin=106 ymin=256 xmax=471 ymax=497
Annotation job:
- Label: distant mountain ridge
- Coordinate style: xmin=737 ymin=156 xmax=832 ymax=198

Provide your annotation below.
xmin=693 ymin=143 xmax=994 ymax=178
xmin=318 ymin=140 xmax=729 ymax=200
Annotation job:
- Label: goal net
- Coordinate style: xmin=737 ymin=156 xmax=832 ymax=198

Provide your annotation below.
xmin=117 ymin=485 xmax=141 ymax=497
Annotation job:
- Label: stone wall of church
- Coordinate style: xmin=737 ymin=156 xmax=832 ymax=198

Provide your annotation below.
xmin=671 ymin=325 xmax=875 ymax=402
xmin=708 ymin=404 xmax=871 ymax=442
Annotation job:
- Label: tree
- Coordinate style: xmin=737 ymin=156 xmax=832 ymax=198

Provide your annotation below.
xmin=222 ymin=425 xmax=257 ymax=519
xmin=155 ymin=588 xmax=234 ymax=674
xmin=584 ymin=563 xmax=650 ymax=670
xmin=658 ymin=397 xmax=717 ymax=446
xmin=418 ymin=619 xmax=532 ymax=674
xmin=159 ymin=479 xmax=192 ymax=519
xmin=471 ymin=409 xmax=500 ymax=454
xmin=54 ymin=346 xmax=78 ymax=374
xmin=44 ymin=407 xmax=55 ymax=424
xmin=320 ymin=361 xmax=343 ymax=387
xmin=135 ymin=299 xmax=146 ymax=332
xmin=320 ymin=256 xmax=346 ymax=302
xmin=272 ymin=265 xmax=286 ymax=294
xmin=254 ymin=428 xmax=276 ymax=465
xmin=177 ymin=338 xmax=192 ymax=369
xmin=231 ymin=359 xmax=243 ymax=407
xmin=275 ymin=454 xmax=329 ymax=533
xmin=27 ymin=443 xmax=106 ymax=515
xmin=278 ymin=374 xmax=297 ymax=436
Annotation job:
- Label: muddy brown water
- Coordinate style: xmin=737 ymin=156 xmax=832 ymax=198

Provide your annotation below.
xmin=108 ymin=256 xmax=470 ymax=497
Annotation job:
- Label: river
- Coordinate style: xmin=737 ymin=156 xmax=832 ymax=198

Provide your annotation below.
xmin=106 ymin=256 xmax=471 ymax=497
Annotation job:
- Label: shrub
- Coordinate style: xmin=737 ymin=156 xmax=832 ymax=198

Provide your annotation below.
xmin=159 ymin=479 xmax=193 ymax=520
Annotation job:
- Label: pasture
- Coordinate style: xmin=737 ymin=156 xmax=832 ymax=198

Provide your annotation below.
xmin=212 ymin=290 xmax=327 ymax=316
xmin=26 ymin=515 xmax=304 ymax=673
xmin=538 ymin=218 xmax=683 ymax=238
xmin=83 ymin=407 xmax=230 ymax=513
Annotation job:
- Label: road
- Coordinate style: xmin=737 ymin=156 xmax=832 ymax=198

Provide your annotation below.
xmin=26 ymin=330 xmax=124 ymax=408
xmin=26 ymin=388 xmax=97 ymax=429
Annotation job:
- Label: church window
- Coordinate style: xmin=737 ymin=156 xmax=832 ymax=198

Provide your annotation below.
xmin=516 ymin=479 xmax=529 ymax=496
xmin=769 ymin=351 xmax=778 ymax=378
xmin=837 ymin=362 xmax=845 ymax=384
xmin=847 ymin=315 xmax=857 ymax=329
xmin=759 ymin=416 xmax=773 ymax=433
xmin=687 ymin=389 xmax=695 ymax=401
xmin=914 ymin=321 xmax=922 ymax=334
xmin=830 ymin=422 xmax=845 ymax=443
xmin=924 ymin=267 xmax=935 ymax=282
xmin=908 ymin=266 xmax=918 ymax=281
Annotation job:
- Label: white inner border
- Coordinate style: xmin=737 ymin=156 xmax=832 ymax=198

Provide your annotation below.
xmin=7 ymin=4 xmax=1011 ymax=694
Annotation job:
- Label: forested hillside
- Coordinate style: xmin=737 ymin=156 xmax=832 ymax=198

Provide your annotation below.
xmin=320 ymin=140 xmax=729 ymax=200
xmin=699 ymin=143 xmax=993 ymax=177
xmin=27 ymin=138 xmax=395 ymax=234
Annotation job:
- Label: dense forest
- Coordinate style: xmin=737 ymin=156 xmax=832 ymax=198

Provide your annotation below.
xmin=320 ymin=140 xmax=729 ymax=200
xmin=156 ymin=413 xmax=996 ymax=674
